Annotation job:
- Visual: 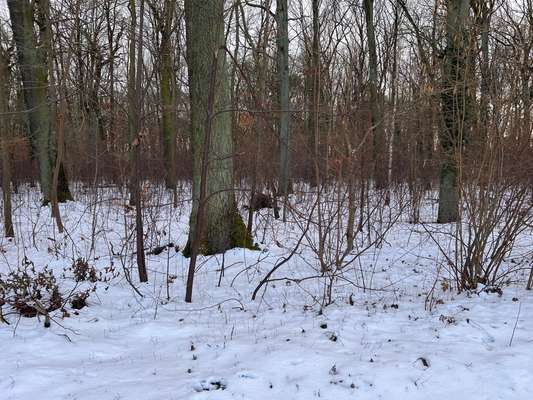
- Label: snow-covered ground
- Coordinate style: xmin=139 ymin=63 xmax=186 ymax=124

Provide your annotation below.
xmin=1 ymin=185 xmax=532 ymax=400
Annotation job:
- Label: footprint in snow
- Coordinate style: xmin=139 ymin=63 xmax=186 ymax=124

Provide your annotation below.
xmin=237 ymin=371 xmax=258 ymax=379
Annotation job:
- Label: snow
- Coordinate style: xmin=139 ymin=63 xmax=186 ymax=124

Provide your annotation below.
xmin=1 ymin=185 xmax=532 ymax=399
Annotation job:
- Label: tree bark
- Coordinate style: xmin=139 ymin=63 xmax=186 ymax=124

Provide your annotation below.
xmin=277 ymin=0 xmax=291 ymax=196
xmin=126 ymin=0 xmax=148 ymax=282
xmin=183 ymin=0 xmax=253 ymax=256
xmin=0 ymin=44 xmax=14 ymax=237
xmin=159 ymin=0 xmax=177 ymax=190
xmin=363 ymin=0 xmax=386 ymax=189
xmin=437 ymin=0 xmax=471 ymax=223
xmin=476 ymin=1 xmax=492 ymax=137
xmin=7 ymin=0 xmax=72 ymax=203
xmin=310 ymin=0 xmax=321 ymax=188
xmin=385 ymin=2 xmax=400 ymax=205
xmin=127 ymin=0 xmax=138 ymax=205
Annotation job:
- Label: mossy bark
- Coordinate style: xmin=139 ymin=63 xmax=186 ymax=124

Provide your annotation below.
xmin=184 ymin=0 xmax=254 ymax=257
xmin=183 ymin=208 xmax=257 ymax=257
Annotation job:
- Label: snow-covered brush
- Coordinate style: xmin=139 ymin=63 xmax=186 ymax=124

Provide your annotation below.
xmin=251 ymin=182 xmax=406 ymax=307
xmin=423 ymin=151 xmax=533 ymax=292
xmin=0 ymin=257 xmax=118 ymax=327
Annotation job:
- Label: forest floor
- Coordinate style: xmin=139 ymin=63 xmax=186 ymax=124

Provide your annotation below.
xmin=0 ymin=185 xmax=532 ymax=400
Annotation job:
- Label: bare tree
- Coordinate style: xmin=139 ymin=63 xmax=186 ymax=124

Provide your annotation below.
xmin=127 ymin=0 xmax=148 ymax=283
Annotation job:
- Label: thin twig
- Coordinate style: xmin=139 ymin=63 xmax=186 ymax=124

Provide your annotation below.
xmin=508 ymin=301 xmax=521 ymax=347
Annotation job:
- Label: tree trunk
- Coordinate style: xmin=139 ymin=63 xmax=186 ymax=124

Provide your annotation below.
xmin=363 ymin=0 xmax=386 ymax=189
xmin=277 ymin=0 xmax=291 ymax=197
xmin=127 ymin=0 xmax=138 ymax=205
xmin=0 ymin=139 xmax=13 ymax=238
xmin=183 ymin=0 xmax=253 ymax=256
xmin=135 ymin=0 xmax=148 ymax=283
xmin=310 ymin=0 xmax=321 ymax=187
xmin=126 ymin=0 xmax=148 ymax=282
xmin=477 ymin=1 xmax=492 ymax=138
xmin=104 ymin=0 xmax=120 ymax=150
xmin=46 ymin=2 xmax=64 ymax=233
xmin=385 ymin=2 xmax=400 ymax=206
xmin=160 ymin=0 xmax=177 ymax=190
xmin=7 ymin=0 xmax=72 ymax=203
xmin=0 ymin=45 xmax=14 ymax=237
xmin=437 ymin=0 xmax=471 ymax=223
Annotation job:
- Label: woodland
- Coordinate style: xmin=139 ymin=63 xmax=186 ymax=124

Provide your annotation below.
xmin=0 ymin=0 xmax=532 ymax=399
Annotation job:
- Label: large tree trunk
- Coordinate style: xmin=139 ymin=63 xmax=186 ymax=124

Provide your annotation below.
xmin=437 ymin=0 xmax=471 ymax=223
xmin=183 ymin=0 xmax=253 ymax=256
xmin=7 ymin=0 xmax=72 ymax=203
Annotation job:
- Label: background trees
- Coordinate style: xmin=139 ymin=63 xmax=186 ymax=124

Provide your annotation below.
xmin=0 ymin=0 xmax=532 ymax=282
xmin=7 ymin=0 xmax=72 ymax=203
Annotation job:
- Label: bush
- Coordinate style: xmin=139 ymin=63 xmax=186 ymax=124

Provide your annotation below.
xmin=0 ymin=257 xmax=62 ymax=318
xmin=0 ymin=257 xmax=118 ymax=325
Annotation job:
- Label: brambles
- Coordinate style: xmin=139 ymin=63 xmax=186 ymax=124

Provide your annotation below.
xmin=70 ymin=258 xmax=98 ymax=283
xmin=0 ymin=257 xmax=118 ymax=325
xmin=63 ymin=257 xmax=118 ymax=285
xmin=0 ymin=258 xmax=62 ymax=318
